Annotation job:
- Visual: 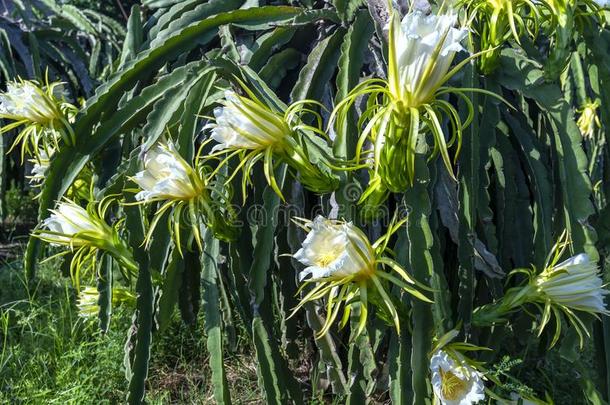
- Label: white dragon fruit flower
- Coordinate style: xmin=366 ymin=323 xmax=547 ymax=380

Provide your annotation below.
xmin=430 ymin=350 xmax=485 ymax=405
xmin=134 ymin=142 xmax=203 ymax=202
xmin=294 ymin=215 xmax=376 ymax=281
xmin=209 ymin=90 xmax=291 ymax=152
xmin=534 ymin=253 xmax=609 ymax=315
xmin=389 ymin=10 xmax=468 ymax=108
xmin=0 ymin=80 xmax=62 ymax=125
xmin=42 ymin=200 xmax=113 ymax=247
xmin=291 ymin=215 xmax=430 ymax=337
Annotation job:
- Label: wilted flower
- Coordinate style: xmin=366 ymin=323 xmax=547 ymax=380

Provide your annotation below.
xmin=207 ymin=87 xmax=338 ymax=199
xmin=460 ymin=0 xmax=539 ymax=73
xmin=28 ymin=147 xmax=54 ymax=184
xmin=291 ymin=215 xmax=430 ymax=337
xmin=540 ymin=0 xmax=601 ymax=15
xmin=539 ymin=0 xmax=605 ymax=78
xmin=134 ymin=142 xmax=203 ymax=202
xmin=576 ymin=100 xmax=601 ymax=139
xmin=37 ymin=199 xmax=137 ymax=287
xmin=0 ymin=78 xmax=76 ymax=159
xmin=77 ymin=286 xmax=100 ymax=317
xmin=77 ymin=286 xmax=136 ymax=318
xmin=430 ymin=350 xmax=485 ymax=405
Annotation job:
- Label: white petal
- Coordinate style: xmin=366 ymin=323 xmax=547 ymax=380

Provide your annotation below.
xmin=392 ymin=10 xmax=466 ymax=105
xmin=293 ymin=216 xmax=375 ymax=281
xmin=209 ymin=91 xmax=288 ymax=150
xmin=134 ymin=143 xmax=199 ymax=200
xmin=538 ymin=253 xmax=609 ymax=314
xmin=299 ymin=266 xmax=331 ymax=281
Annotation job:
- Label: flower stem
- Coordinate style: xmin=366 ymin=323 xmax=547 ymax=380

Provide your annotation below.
xmin=110 ymin=243 xmax=139 ymax=276
xmin=472 ymin=285 xmax=537 ymax=327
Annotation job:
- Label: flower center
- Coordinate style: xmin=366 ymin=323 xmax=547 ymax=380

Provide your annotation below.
xmin=440 ymin=369 xmax=468 ymax=401
xmin=315 ymin=250 xmax=341 ymax=267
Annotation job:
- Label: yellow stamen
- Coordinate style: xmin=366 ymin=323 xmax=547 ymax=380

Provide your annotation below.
xmin=440 ymin=369 xmax=469 ymax=401
xmin=315 ymin=249 xmax=343 ymax=267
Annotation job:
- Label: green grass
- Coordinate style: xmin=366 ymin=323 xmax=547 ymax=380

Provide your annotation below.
xmin=0 ymin=257 xmax=129 ymax=404
xmin=146 ymin=321 xmax=261 ymax=404
xmin=0 ymin=253 xmax=261 ymax=404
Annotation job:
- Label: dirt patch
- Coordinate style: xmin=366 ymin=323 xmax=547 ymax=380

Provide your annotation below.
xmin=0 ymin=243 xmax=22 ymax=261
xmin=0 ymin=220 xmax=34 ymax=261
